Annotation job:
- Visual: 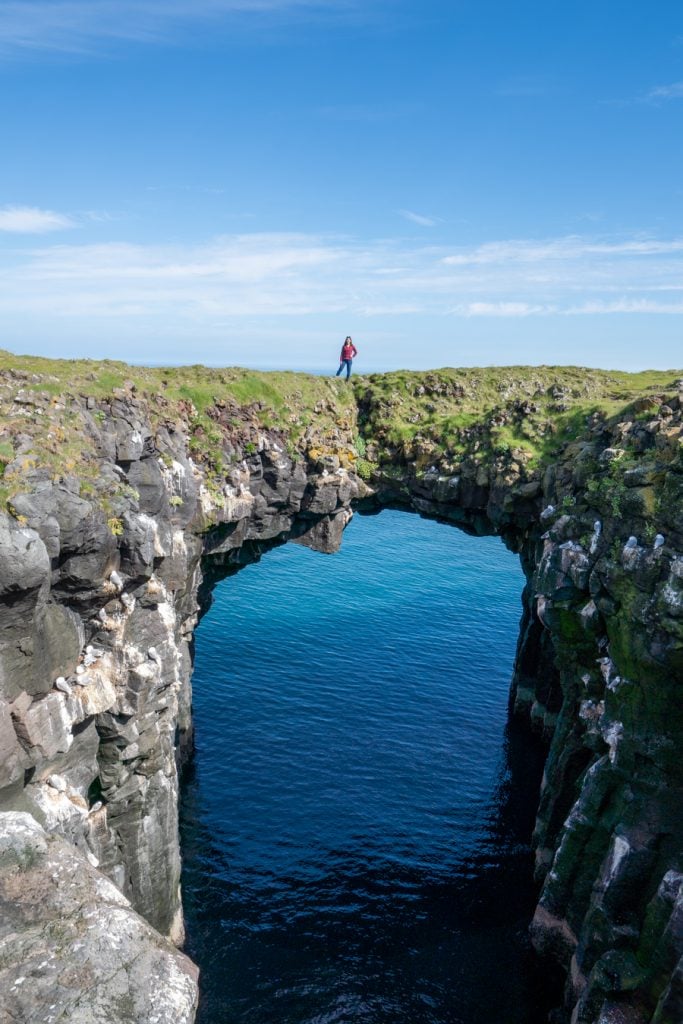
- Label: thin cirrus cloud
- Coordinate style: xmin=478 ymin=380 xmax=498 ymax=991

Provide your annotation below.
xmin=0 ymin=205 xmax=77 ymax=233
xmin=398 ymin=210 xmax=438 ymax=228
xmin=0 ymin=230 xmax=682 ymax=323
xmin=646 ymin=81 xmax=683 ymax=101
xmin=441 ymin=235 xmax=683 ymax=265
xmin=0 ymin=0 xmax=363 ymax=56
xmin=457 ymin=302 xmax=552 ymax=317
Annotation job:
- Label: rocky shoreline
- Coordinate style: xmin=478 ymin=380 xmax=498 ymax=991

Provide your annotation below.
xmin=0 ymin=357 xmax=681 ymax=1023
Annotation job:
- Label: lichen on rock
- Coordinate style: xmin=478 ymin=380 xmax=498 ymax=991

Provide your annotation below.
xmin=0 ymin=811 xmax=198 ymax=1024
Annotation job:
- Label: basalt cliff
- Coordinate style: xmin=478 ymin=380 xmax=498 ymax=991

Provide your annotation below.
xmin=0 ymin=352 xmax=681 ymax=1024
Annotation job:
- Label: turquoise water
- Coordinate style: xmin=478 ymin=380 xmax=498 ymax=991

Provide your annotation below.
xmin=180 ymin=509 xmax=552 ymax=1023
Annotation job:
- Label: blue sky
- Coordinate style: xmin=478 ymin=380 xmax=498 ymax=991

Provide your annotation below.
xmin=0 ymin=0 xmax=682 ymax=371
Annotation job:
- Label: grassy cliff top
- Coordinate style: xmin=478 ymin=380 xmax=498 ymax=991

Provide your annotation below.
xmin=1 ymin=349 xmax=679 ymax=413
xmin=0 ymin=349 xmax=351 ymax=418
xmin=355 ymin=364 xmax=683 ymax=467
xmin=0 ymin=349 xmax=681 ymax=510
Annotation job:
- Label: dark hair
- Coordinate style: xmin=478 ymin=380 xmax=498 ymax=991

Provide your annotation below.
xmin=344 ymin=336 xmax=352 ymax=342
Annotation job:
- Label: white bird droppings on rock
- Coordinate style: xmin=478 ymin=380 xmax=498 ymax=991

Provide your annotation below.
xmin=606 ymin=834 xmax=630 ymax=883
xmin=589 ymin=520 xmax=602 ymax=554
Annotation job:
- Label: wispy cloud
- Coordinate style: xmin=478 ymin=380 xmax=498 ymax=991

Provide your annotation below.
xmin=145 ymin=184 xmax=226 ymax=195
xmin=0 ymin=205 xmax=77 ymax=233
xmin=80 ymin=209 xmax=118 ymax=224
xmin=398 ymin=209 xmax=438 ymax=227
xmin=646 ymin=81 xmax=683 ymax=101
xmin=442 ymin=236 xmax=683 ymax=265
xmin=0 ymin=0 xmax=363 ymax=56
xmin=565 ymin=299 xmax=683 ymax=315
xmin=458 ymin=302 xmax=552 ymax=317
xmin=1 ymin=231 xmax=681 ymax=327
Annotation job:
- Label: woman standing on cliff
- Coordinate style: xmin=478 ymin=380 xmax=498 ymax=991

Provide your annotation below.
xmin=335 ymin=337 xmax=358 ymax=379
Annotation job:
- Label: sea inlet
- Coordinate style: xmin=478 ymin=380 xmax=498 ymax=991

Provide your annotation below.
xmin=180 ymin=508 xmax=556 ymax=1023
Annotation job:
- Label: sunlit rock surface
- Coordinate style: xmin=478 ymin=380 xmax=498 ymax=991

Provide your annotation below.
xmin=0 ymin=811 xmax=198 ymax=1024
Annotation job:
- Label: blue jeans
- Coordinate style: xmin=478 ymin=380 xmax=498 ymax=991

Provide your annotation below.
xmin=336 ymin=359 xmax=353 ymax=379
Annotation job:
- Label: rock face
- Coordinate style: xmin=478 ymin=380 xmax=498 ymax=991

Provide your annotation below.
xmin=0 ymin=360 xmax=681 ymax=1023
xmin=0 ymin=811 xmax=198 ymax=1024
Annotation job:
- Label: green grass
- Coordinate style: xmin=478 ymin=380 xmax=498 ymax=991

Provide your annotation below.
xmin=0 ymin=350 xmax=361 ymax=512
xmin=353 ymin=364 xmax=682 ymax=470
xmin=0 ymin=349 xmax=680 ymax=516
xmin=0 ymin=350 xmax=350 ymax=419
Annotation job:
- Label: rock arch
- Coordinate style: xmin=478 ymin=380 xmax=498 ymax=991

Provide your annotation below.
xmin=0 ymin=365 xmax=681 ymax=1023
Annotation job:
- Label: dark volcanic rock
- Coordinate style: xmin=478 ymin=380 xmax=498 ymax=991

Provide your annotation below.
xmin=0 ymin=514 xmax=51 ymax=700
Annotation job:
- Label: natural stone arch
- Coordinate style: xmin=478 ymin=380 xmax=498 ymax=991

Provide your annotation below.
xmin=0 ymin=360 xmax=681 ymax=1023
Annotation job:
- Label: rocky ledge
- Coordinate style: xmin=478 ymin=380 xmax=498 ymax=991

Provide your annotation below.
xmin=0 ymin=811 xmax=198 ymax=1024
xmin=0 ymin=353 xmax=681 ymax=1023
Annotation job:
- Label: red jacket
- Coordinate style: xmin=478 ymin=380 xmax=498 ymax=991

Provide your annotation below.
xmin=340 ymin=342 xmax=357 ymax=360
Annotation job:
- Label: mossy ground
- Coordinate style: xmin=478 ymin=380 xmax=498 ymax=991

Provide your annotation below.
xmin=0 ymin=349 xmax=355 ymax=434
xmin=0 ymin=349 xmax=681 ymax=515
xmin=0 ymin=350 xmax=359 ymax=510
xmin=352 ymin=365 xmax=682 ymax=470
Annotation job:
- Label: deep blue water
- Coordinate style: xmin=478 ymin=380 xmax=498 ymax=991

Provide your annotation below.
xmin=180 ymin=509 xmax=552 ymax=1024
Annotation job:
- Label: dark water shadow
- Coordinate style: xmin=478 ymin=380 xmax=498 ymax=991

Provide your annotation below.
xmin=180 ymin=715 xmax=559 ymax=1024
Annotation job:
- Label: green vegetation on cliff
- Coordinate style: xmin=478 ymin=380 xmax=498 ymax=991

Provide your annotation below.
xmin=0 ymin=349 xmax=681 ymax=524
xmin=0 ymin=348 xmax=355 ymax=436
xmin=353 ymin=365 xmax=682 ymax=470
xmin=0 ymin=350 xmax=357 ymax=510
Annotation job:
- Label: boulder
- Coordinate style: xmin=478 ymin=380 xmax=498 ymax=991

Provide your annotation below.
xmin=125 ymin=457 xmax=167 ymax=516
xmin=0 ymin=514 xmax=51 ymax=702
xmin=0 ymin=811 xmax=198 ymax=1024
xmin=0 ymin=701 xmax=27 ymax=789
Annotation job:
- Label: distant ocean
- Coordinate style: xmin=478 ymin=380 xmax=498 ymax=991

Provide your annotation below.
xmin=180 ymin=509 xmax=555 ymax=1024
xmin=133 ymin=362 xmax=388 ymax=376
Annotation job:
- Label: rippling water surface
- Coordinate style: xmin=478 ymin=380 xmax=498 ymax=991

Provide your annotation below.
xmin=180 ymin=509 xmax=551 ymax=1023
